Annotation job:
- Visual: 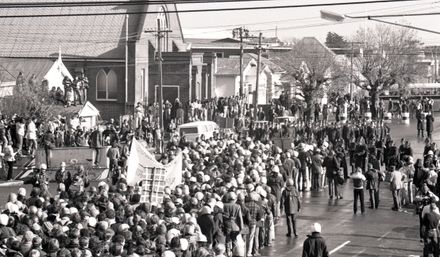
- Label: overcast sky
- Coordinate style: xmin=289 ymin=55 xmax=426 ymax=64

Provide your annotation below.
xmin=177 ymin=0 xmax=440 ymax=45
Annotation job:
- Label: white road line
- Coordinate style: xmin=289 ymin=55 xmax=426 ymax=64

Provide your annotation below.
xmin=329 ymin=241 xmax=351 ymax=255
xmin=353 ymin=249 xmax=366 ymax=257
xmin=377 ymin=231 xmax=391 ymax=241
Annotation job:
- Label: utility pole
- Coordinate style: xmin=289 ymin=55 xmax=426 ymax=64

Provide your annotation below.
xmin=239 ymin=27 xmax=244 ymax=96
xmin=233 ymin=27 xmax=248 ymax=96
xmin=435 ymin=46 xmax=438 ymax=82
xmin=254 ymin=32 xmax=263 ymax=119
xmin=350 ymin=41 xmax=354 ymax=101
xmin=125 ymin=14 xmax=129 ymax=115
xmin=145 ymin=20 xmax=172 ymax=152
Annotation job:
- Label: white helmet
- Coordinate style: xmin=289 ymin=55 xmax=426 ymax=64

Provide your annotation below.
xmin=40 ymin=164 xmax=47 ymax=170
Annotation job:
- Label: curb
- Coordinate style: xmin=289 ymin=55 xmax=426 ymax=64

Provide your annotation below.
xmin=0 ymin=180 xmax=24 ymax=187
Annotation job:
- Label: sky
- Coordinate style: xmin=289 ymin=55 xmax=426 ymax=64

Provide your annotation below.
xmin=177 ymin=0 xmax=440 ymax=45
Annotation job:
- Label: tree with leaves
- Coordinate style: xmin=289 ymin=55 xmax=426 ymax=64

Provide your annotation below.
xmin=2 ymin=74 xmax=54 ymax=123
xmin=351 ymin=24 xmax=426 ymax=118
xmin=325 ymin=32 xmax=348 ymax=49
xmin=271 ymin=38 xmax=346 ymax=117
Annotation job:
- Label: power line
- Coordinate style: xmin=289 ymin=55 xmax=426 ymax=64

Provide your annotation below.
xmin=0 ymin=0 xmax=284 ymax=8
xmin=347 ymin=11 xmax=440 ymax=19
xmin=0 ymin=0 xmax=425 ymax=18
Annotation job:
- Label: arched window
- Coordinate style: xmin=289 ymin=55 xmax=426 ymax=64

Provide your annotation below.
xmin=96 ymin=69 xmax=118 ymax=100
xmin=107 ymin=70 xmax=118 ymax=99
xmin=96 ymin=70 xmax=107 ymax=99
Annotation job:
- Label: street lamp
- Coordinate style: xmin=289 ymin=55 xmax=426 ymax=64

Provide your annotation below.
xmin=321 ymin=9 xmax=440 ymax=99
xmin=320 ymin=10 xmax=440 ymax=35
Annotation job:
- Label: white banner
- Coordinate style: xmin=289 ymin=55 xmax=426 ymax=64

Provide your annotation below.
xmin=164 ymin=153 xmax=183 ymax=189
xmin=126 ymin=138 xmax=182 ymax=189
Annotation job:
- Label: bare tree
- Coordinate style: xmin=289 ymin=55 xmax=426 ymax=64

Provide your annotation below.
xmin=271 ymin=37 xmax=346 ymax=112
xmin=351 ymin=24 xmax=425 ymax=118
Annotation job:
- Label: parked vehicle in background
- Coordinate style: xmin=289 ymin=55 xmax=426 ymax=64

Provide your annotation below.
xmin=177 ymin=121 xmax=220 ymax=141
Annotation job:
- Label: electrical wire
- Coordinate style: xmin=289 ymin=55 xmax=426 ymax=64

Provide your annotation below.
xmin=0 ymin=0 xmax=425 ymax=18
xmin=0 ymin=0 xmax=289 ymax=8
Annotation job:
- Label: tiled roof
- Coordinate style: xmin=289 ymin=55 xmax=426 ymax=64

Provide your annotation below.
xmin=245 ymin=53 xmax=284 ymax=73
xmin=216 ymin=54 xmax=280 ymax=76
xmin=216 ymin=58 xmax=242 ymax=75
xmin=0 ymin=58 xmax=54 ymax=82
xmin=0 ymin=0 xmax=148 ymax=58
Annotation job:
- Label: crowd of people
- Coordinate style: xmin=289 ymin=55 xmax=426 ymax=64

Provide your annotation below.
xmin=0 ymin=91 xmax=439 ymax=257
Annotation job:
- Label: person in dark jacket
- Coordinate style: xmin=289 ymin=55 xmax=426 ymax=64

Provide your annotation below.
xmin=197 ymin=206 xmax=215 ymax=247
xmin=426 ymin=112 xmax=435 ymax=139
xmin=280 ymin=178 xmax=301 ymax=237
xmin=302 ymin=223 xmax=329 ymax=257
xmin=416 ymin=110 xmax=424 ymax=137
xmin=323 ymin=150 xmax=342 ymax=199
xmin=89 ymin=127 xmax=104 ymax=166
xmin=365 ymin=163 xmax=385 ymax=209
xmin=267 ymin=166 xmax=284 ymax=220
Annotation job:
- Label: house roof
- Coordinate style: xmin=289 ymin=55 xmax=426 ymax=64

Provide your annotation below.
xmin=216 ymin=53 xmax=285 ymax=76
xmin=0 ymin=0 xmax=184 ymax=59
xmin=216 ymin=57 xmax=244 ymax=75
xmin=186 ymin=38 xmax=255 ymax=50
xmin=0 ymin=58 xmax=54 ymax=82
xmin=245 ymin=53 xmax=284 ymax=73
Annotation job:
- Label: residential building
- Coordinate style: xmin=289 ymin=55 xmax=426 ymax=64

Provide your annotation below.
xmin=0 ymin=0 xmax=188 ymax=120
xmin=215 ymin=53 xmax=284 ymax=104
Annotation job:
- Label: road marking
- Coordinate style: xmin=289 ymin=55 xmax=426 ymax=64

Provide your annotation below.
xmin=353 ymin=249 xmax=366 ymax=257
xmin=377 ymin=231 xmax=391 ymax=241
xmin=329 ymin=240 xmax=350 ymax=255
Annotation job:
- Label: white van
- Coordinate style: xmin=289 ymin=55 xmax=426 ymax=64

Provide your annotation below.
xmin=177 ymin=121 xmax=220 ymax=141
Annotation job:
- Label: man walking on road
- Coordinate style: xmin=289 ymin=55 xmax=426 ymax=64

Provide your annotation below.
xmin=351 ymin=167 xmax=366 ymax=215
xmin=365 ymin=163 xmax=384 ymax=209
xmin=426 ymin=111 xmax=434 ymax=139
xmin=281 ymin=178 xmax=301 ymax=238
xmin=389 ymin=166 xmax=405 ymax=211
xmin=302 ymin=223 xmax=329 ymax=257
xmin=422 ymin=197 xmax=440 ymax=257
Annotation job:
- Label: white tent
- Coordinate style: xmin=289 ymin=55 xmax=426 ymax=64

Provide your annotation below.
xmin=78 ymin=101 xmax=100 ymax=130
xmin=43 ymin=50 xmax=73 ymax=91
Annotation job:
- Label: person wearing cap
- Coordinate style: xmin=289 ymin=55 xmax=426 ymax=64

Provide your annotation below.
xmin=280 ymin=178 xmax=300 ymax=237
xmin=267 ymin=165 xmax=284 ymax=220
xmin=302 ymin=223 xmax=329 ymax=257
xmin=421 ymin=196 xmax=440 ymax=257
xmin=311 ymin=149 xmax=323 ymax=192
xmin=246 ymin=192 xmax=264 ymax=257
xmin=197 ymin=206 xmax=215 ymax=247
xmin=415 ymin=183 xmax=440 ymax=242
xmin=222 ymin=192 xmax=243 ymax=256
xmin=33 ymin=164 xmax=48 ymax=191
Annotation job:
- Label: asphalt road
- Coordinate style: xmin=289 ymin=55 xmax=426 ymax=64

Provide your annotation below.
xmin=0 ymin=117 xmax=435 ymax=256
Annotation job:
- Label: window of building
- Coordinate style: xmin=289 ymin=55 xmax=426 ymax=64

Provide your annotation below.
xmin=216 ymin=52 xmax=224 ymax=58
xmin=96 ymin=69 xmax=118 ymax=100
